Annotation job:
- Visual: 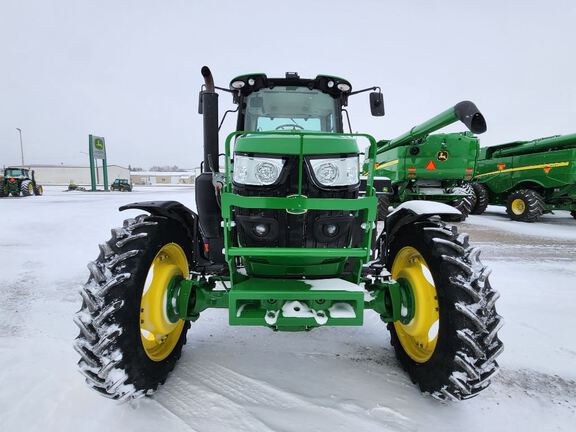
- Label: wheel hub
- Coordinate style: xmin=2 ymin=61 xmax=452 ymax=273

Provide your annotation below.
xmin=391 ymin=246 xmax=439 ymax=363
xmin=511 ymin=198 xmax=526 ymax=215
xmin=140 ymin=243 xmax=188 ymax=361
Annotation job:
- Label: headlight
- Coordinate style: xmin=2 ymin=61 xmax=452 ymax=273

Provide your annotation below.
xmin=309 ymin=156 xmax=359 ymax=186
xmin=233 ymin=155 xmax=285 ymax=186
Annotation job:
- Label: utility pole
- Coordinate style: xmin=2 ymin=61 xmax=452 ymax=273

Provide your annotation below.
xmin=16 ymin=128 xmax=24 ymax=166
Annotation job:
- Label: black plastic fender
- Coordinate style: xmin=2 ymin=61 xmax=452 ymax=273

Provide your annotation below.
xmin=119 ymin=200 xmax=209 ymax=267
xmin=385 ymin=201 xmax=464 ymax=246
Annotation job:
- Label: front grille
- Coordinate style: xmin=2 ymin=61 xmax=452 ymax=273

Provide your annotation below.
xmin=233 ymin=156 xmax=359 ymax=248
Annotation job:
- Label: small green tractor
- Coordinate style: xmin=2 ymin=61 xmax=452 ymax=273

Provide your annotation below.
xmin=472 ymin=133 xmax=576 ymax=221
xmin=75 ymin=67 xmax=502 ymax=402
xmin=0 ymin=167 xmax=43 ymax=197
xmin=111 ymin=178 xmax=133 ymax=192
xmin=365 ymin=107 xmax=485 ymax=220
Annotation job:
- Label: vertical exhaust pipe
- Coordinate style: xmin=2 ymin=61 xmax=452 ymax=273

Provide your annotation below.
xmin=201 ymin=66 xmax=219 ymax=172
xmin=196 ymin=66 xmax=224 ymax=263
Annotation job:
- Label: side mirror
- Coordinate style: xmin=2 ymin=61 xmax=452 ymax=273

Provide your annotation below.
xmin=370 ymin=92 xmax=385 ymax=117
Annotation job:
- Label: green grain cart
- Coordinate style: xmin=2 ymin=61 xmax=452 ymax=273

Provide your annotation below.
xmin=367 ymin=103 xmax=485 ymax=220
xmin=472 ymin=133 xmax=576 ymax=221
xmin=74 ymin=68 xmax=502 ymax=402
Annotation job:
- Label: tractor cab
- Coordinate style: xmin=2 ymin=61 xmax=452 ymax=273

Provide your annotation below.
xmin=231 ymin=72 xmax=353 ymax=133
xmin=5 ymin=167 xmax=29 ymax=179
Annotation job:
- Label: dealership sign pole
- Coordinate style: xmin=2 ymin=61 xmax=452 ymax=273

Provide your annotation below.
xmin=89 ymin=135 xmax=109 ymax=191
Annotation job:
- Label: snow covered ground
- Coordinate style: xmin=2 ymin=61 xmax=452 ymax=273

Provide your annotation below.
xmin=1 ymin=188 xmax=575 ymax=432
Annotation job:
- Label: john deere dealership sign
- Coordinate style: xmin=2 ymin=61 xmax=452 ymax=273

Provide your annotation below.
xmin=88 ymin=134 xmax=109 ymax=191
xmin=92 ymin=136 xmax=106 ymax=159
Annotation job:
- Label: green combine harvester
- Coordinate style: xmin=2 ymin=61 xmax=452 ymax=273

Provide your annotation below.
xmin=366 ymin=106 xmax=485 ymax=220
xmin=472 ymin=133 xmax=576 ymax=221
xmin=74 ymin=67 xmax=503 ymax=402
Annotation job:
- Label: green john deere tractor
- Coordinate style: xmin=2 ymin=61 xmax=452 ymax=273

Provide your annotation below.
xmin=1 ymin=167 xmax=43 ymax=197
xmin=471 ymin=133 xmax=576 ymax=221
xmin=364 ymin=106 xmax=485 ymax=221
xmin=74 ymin=67 xmax=503 ymax=402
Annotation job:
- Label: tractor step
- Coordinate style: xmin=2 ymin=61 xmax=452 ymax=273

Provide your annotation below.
xmin=229 ymin=277 xmax=364 ymax=330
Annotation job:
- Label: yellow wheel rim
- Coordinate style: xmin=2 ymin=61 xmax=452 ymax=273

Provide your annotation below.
xmin=392 ymin=246 xmax=439 ymax=363
xmin=140 ymin=243 xmax=187 ymax=361
xmin=511 ymin=198 xmax=526 ymax=215
xmin=28 ymin=184 xmax=33 ymax=194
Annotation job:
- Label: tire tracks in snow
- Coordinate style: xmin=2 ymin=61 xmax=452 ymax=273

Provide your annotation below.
xmin=154 ymin=361 xmax=416 ymax=432
xmin=495 ymin=368 xmax=576 ymax=410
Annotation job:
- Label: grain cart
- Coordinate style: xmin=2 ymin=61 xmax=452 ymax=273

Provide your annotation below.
xmin=472 ymin=133 xmax=576 ymax=221
xmin=1 ymin=167 xmax=43 ymax=197
xmin=366 ymin=105 xmax=485 ymax=220
xmin=74 ymin=67 xmax=502 ymax=402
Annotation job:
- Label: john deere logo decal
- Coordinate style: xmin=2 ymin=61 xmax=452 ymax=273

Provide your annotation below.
xmin=437 ymin=150 xmax=449 ymax=161
xmin=91 ymin=135 xmax=106 ymax=159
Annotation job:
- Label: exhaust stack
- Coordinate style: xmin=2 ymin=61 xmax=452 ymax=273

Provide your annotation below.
xmin=200 ymin=66 xmax=219 ymax=172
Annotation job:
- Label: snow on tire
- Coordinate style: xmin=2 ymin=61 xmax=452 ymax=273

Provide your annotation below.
xmin=386 ymin=217 xmax=503 ymax=400
xmin=21 ymin=180 xmax=33 ymax=196
xmin=449 ymin=183 xmax=476 ymax=219
xmin=74 ymin=214 xmax=192 ymax=401
xmin=470 ymin=182 xmax=489 ymax=215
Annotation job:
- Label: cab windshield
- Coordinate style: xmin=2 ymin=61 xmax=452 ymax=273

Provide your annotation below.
xmin=5 ymin=168 xmax=26 ymax=177
xmin=244 ymin=86 xmax=338 ymax=132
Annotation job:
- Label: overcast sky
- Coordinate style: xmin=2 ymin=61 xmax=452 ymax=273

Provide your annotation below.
xmin=1 ymin=0 xmax=575 ymax=169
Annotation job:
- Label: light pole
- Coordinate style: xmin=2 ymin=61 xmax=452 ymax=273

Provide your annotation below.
xmin=16 ymin=128 xmax=24 ymax=167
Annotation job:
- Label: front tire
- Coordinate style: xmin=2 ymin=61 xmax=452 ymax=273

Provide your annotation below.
xmin=571 ymin=211 xmax=576 ymax=220
xmin=74 ymin=214 xmax=193 ymax=400
xmin=506 ymin=189 xmax=545 ymax=222
xmin=386 ymin=218 xmax=503 ymax=400
xmin=470 ymin=182 xmax=489 ymax=215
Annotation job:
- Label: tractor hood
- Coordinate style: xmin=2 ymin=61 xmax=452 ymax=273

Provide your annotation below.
xmin=234 ymin=134 xmax=359 ymax=156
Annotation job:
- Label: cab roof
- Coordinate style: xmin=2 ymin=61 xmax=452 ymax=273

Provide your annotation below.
xmin=229 ymin=72 xmax=352 ymax=99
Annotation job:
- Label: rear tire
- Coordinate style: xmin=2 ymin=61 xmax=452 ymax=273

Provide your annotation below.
xmin=386 ymin=218 xmax=503 ymax=400
xmin=34 ymin=184 xmax=43 ymax=196
xmin=506 ymin=189 xmax=545 ymax=222
xmin=21 ymin=180 xmax=33 ymax=196
xmin=74 ymin=214 xmax=193 ymax=400
xmin=470 ymin=183 xmax=489 ymax=215
xmin=571 ymin=211 xmax=576 ymax=220
xmin=449 ymin=183 xmax=475 ymax=219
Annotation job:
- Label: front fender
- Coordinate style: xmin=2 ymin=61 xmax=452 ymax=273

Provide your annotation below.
xmin=385 ymin=200 xmax=463 ymax=244
xmin=119 ymin=200 xmax=207 ymax=266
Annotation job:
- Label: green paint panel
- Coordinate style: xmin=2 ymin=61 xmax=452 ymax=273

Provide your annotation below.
xmin=228 ymin=277 xmax=364 ymax=328
xmin=234 ymin=134 xmax=359 ymax=155
xmin=369 ymin=133 xmax=478 ymax=182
